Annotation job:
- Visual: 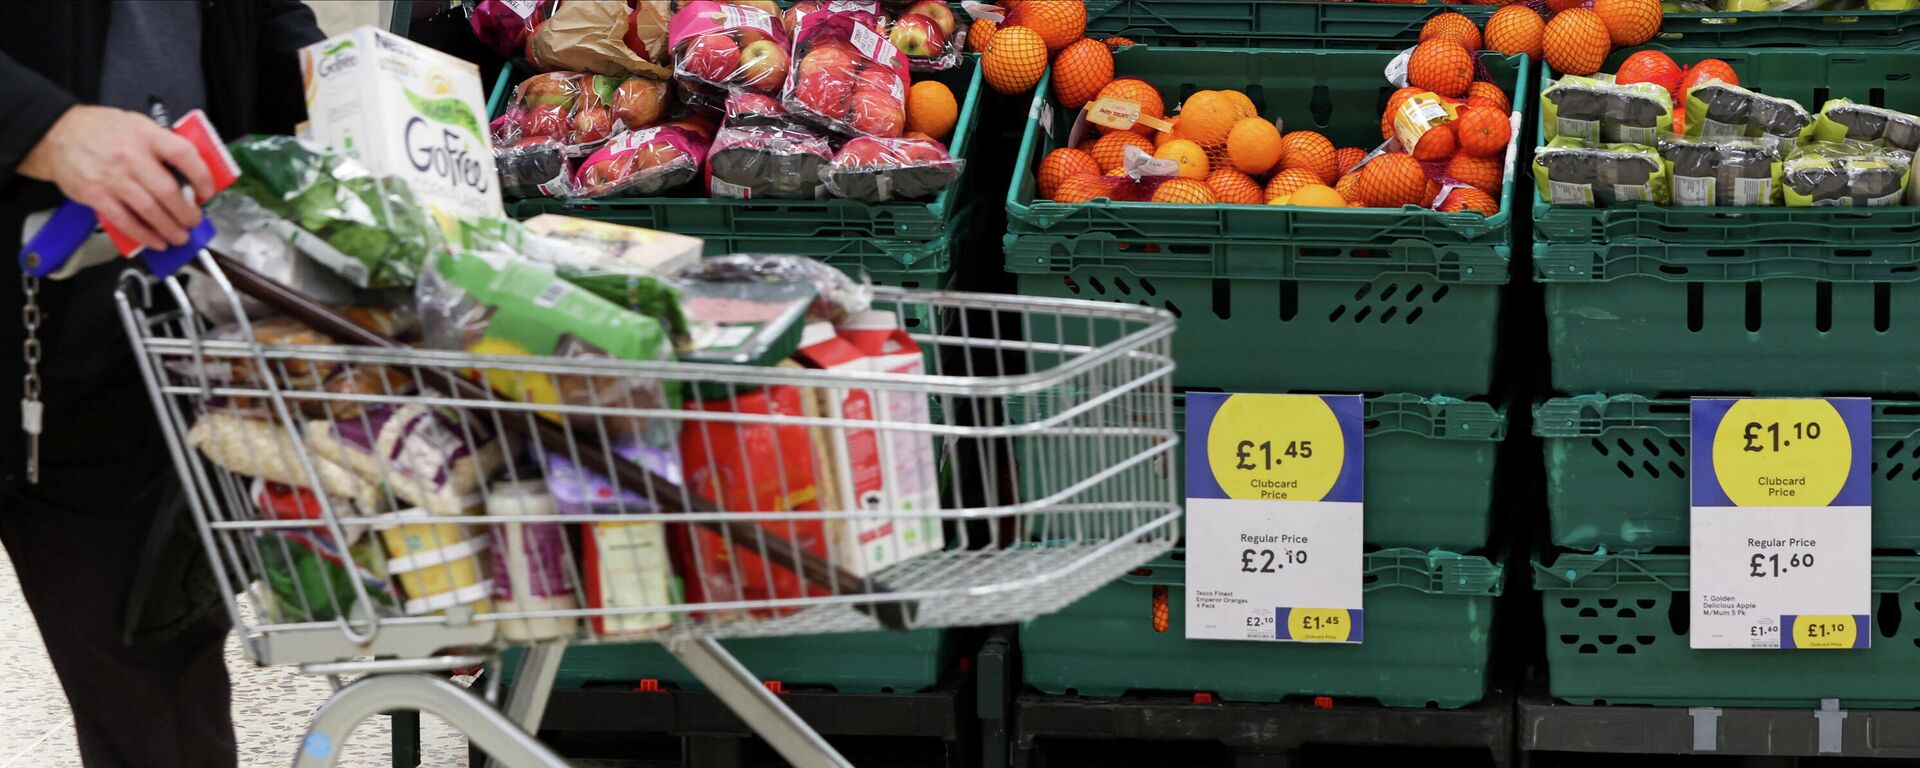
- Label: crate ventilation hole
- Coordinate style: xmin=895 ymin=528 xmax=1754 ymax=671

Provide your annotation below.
xmin=1589 ymin=436 xmax=1687 ymax=481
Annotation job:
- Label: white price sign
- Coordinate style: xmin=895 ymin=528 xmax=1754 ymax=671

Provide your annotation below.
xmin=1184 ymin=394 xmax=1364 ymax=643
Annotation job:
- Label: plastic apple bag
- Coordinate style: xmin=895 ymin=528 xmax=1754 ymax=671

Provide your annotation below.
xmin=1814 ymin=98 xmax=1920 ymax=153
xmin=782 ymin=5 xmax=911 ymax=137
xmin=821 ymin=135 xmax=964 ymax=201
xmin=886 ymin=1 xmax=966 ymax=72
xmin=469 ymin=0 xmax=555 ymax=59
xmin=677 ymin=254 xmax=873 ymax=324
xmin=1533 ymin=138 xmax=1669 ymax=208
xmin=1684 ymin=78 xmax=1815 ymax=153
xmin=669 ymin=1 xmax=792 ymax=113
xmin=1783 ymin=141 xmax=1914 ymax=207
xmin=566 ymin=120 xmax=714 ymax=199
xmin=1659 ymin=137 xmax=1783 ymax=207
xmin=495 ymin=72 xmax=672 ymax=152
xmin=706 ymin=97 xmax=836 ymax=199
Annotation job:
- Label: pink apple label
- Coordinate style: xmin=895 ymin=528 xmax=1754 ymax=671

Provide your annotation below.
xmin=669 ymin=0 xmax=788 ymax=48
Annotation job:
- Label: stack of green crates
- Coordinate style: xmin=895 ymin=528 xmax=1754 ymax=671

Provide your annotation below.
xmin=1006 ymin=45 xmax=1518 ymax=709
xmin=1532 ymin=49 xmax=1920 ymax=708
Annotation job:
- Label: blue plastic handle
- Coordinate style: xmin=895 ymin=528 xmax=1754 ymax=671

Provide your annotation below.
xmin=17 ymin=199 xmax=212 ymax=280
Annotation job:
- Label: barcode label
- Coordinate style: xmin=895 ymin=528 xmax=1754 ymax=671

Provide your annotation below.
xmin=1549 ymin=180 xmax=1594 ymax=206
xmin=533 ymin=281 xmax=571 ymax=309
xmin=1614 ymin=184 xmax=1649 ymax=203
xmin=1556 ymin=117 xmax=1600 ymax=142
xmin=1701 ymin=119 xmax=1743 ymax=139
xmin=1673 ymin=175 xmax=1716 ymax=207
xmin=1733 ymin=177 xmax=1773 ymax=207
xmin=710 ymin=177 xmax=752 ymax=199
xmin=1613 ymin=125 xmax=1657 ymax=145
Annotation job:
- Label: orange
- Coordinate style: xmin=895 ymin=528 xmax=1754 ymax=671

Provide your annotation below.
xmin=1455 ymin=105 xmax=1511 ymax=157
xmin=1225 ymin=118 xmax=1284 ymax=175
xmin=1467 ymin=81 xmax=1511 ymax=114
xmin=1335 ymin=172 xmax=1366 ymax=206
xmin=1484 ymin=6 xmax=1545 ymax=61
xmin=1038 ymin=148 xmax=1100 ymax=199
xmin=1408 ymin=40 xmax=1475 ymax=98
xmin=1446 ymin=154 xmax=1503 ymax=196
xmin=1154 ymin=139 xmax=1210 ymax=179
xmin=1278 ymin=131 xmax=1338 ymax=185
xmin=1264 ymin=168 xmax=1324 ymax=202
xmin=1420 ymin=12 xmax=1483 ymax=50
xmin=1441 ymin=187 xmax=1500 ymax=215
xmin=1335 ymin=147 xmax=1368 ymax=177
xmin=1382 ymin=86 xmax=1425 ymax=140
xmin=1356 ymin=152 xmax=1429 ymax=209
xmin=1150 ymin=178 xmax=1216 ymax=204
xmin=905 ymin=81 xmax=959 ymax=142
xmin=982 ymin=26 xmax=1049 ymax=94
xmin=968 ymin=18 xmax=998 ymax=53
xmin=1205 ymin=169 xmax=1265 ymax=205
xmin=1103 ymin=36 xmax=1137 ymax=49
xmin=1681 ymin=59 xmax=1740 ymax=93
xmin=1543 ymin=8 xmax=1612 ymax=76
xmin=1219 ymin=90 xmax=1259 ymax=119
xmin=1053 ymin=174 xmax=1111 ymax=204
xmin=1174 ymin=91 xmax=1240 ymax=146
xmin=1594 ymin=0 xmax=1661 ymax=45
xmin=1272 ymin=184 xmax=1346 ymax=208
xmin=1616 ymin=50 xmax=1684 ymax=102
xmin=1094 ymin=78 xmax=1165 ymax=137
xmin=1006 ymin=0 xmax=1086 ymax=51
xmin=1412 ymin=122 xmax=1458 ymax=161
xmin=1090 ymin=131 xmax=1154 ymax=172
xmin=1052 ymin=38 xmax=1115 ymax=109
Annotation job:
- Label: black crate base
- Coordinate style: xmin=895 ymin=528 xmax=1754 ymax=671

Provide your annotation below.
xmin=1010 ymin=688 xmax=1516 ymax=768
xmin=1519 ymin=691 xmax=1920 ymax=763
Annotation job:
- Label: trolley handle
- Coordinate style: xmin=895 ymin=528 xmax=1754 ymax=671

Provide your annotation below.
xmin=206 ymin=249 xmax=915 ymax=630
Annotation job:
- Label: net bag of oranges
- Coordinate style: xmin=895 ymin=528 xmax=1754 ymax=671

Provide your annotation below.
xmin=706 ymin=94 xmax=835 ymax=199
xmin=781 ymin=5 xmax=911 ymax=137
xmin=565 ymin=118 xmax=715 ymax=200
xmin=668 ymin=1 xmax=793 ymax=114
xmin=820 ymin=136 xmax=965 ymax=202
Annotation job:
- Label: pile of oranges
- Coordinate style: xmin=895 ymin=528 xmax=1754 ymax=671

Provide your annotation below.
xmin=976 ymin=0 xmax=1120 ymax=109
xmin=1467 ymin=0 xmax=1663 ymax=76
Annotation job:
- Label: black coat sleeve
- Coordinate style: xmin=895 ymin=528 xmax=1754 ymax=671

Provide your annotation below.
xmin=0 ymin=48 xmax=77 ymax=188
xmin=254 ymin=0 xmax=325 ymax=135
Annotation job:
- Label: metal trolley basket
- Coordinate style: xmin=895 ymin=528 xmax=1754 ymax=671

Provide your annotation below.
xmin=112 ymin=252 xmax=1179 ymax=767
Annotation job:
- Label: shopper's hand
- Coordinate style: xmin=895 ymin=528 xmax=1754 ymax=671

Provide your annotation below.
xmin=17 ymin=105 xmax=216 ymax=251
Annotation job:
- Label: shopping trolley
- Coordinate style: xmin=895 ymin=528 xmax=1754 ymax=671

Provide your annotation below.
xmin=109 ymin=250 xmax=1180 ymax=767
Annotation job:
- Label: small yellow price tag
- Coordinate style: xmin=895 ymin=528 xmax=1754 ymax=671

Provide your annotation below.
xmin=1284 ymin=608 xmax=1357 ymax=642
xmin=1789 ymin=615 xmax=1859 ymax=649
xmin=1085 ymin=96 xmax=1174 ymax=133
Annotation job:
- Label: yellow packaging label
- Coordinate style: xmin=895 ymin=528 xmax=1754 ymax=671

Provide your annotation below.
xmin=1393 ymin=92 xmax=1459 ymax=154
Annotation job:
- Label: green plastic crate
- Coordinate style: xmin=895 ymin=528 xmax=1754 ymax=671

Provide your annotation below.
xmin=1655 ymin=10 xmax=1920 ymax=49
xmin=500 ymin=630 xmax=951 ymax=693
xmin=1007 ymin=47 xmax=1527 ymax=249
xmin=492 ymin=56 xmax=982 ymax=247
xmin=1014 ymin=392 xmax=1506 ymax=551
xmin=1022 ymin=548 xmax=1504 ymax=708
xmin=1008 ymin=233 xmax=1508 ymax=394
xmin=1537 ymin=239 xmax=1920 ymax=395
xmin=1536 ymin=551 xmax=1920 ymax=708
xmin=1536 ymin=395 xmax=1920 ymax=552
xmin=1533 ymin=50 xmax=1920 ymax=246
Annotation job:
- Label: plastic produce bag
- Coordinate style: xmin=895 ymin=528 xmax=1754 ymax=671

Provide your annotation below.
xmin=1542 ymin=75 xmax=1673 ymax=145
xmin=224 ymin=135 xmax=442 ymax=289
xmin=454 ymin=217 xmax=695 ymax=349
xmin=256 ymin=531 xmax=398 ymax=623
xmin=706 ymin=123 xmax=835 ymax=199
xmin=493 ymin=72 xmax=672 ymax=152
xmin=1684 ymin=79 xmax=1815 ymax=153
xmin=782 ymin=5 xmax=910 ymax=137
xmin=187 ymin=410 xmax=383 ymax=511
xmin=567 ymin=119 xmax=714 ymax=199
xmin=468 ymin=0 xmax=555 ymax=59
xmin=668 ymin=1 xmax=792 ymax=113
xmin=305 ymin=403 xmax=508 ymax=517
xmin=821 ymin=135 xmax=964 ymax=201
xmin=1659 ymin=137 xmax=1783 ymax=207
xmin=190 ymin=194 xmax=358 ymax=325
xmin=1533 ymin=138 xmax=1669 ymax=208
xmin=1814 ymin=98 xmax=1920 ymax=153
xmin=886 ymin=2 xmax=966 ymax=72
xmin=678 ymin=254 xmax=872 ymax=323
xmin=1782 ymin=141 xmax=1914 ymax=207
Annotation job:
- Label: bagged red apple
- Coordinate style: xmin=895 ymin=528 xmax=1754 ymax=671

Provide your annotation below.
xmin=567 ymin=118 xmax=715 ymax=199
xmin=889 ymin=1 xmax=964 ymax=71
xmin=706 ymin=94 xmax=833 ymax=199
xmin=493 ymin=72 xmax=672 ymax=151
xmin=821 ymin=136 xmax=963 ymax=201
xmin=668 ymin=1 xmax=792 ymax=113
xmin=782 ymin=6 xmax=910 ymax=137
xmin=469 ymin=0 xmax=555 ymax=59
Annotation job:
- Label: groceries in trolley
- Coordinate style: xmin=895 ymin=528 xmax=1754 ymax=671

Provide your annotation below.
xmin=178 ymin=209 xmax=947 ymax=638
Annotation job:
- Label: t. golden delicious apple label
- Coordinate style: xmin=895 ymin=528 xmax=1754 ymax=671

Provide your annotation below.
xmin=1185 ymin=394 xmax=1363 ymax=644
xmin=1691 ymin=398 xmax=1871 ymax=650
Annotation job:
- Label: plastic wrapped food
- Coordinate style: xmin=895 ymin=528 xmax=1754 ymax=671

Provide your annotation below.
xmin=224 ymin=135 xmax=442 ymax=289
xmin=187 ymin=411 xmax=382 ymax=511
xmin=524 ymin=0 xmax=673 ymax=78
xmin=679 ymin=254 xmax=873 ymax=323
xmin=304 ymin=402 xmax=507 ymax=517
xmin=1659 ymin=137 xmax=1783 ymax=207
xmin=192 ymin=194 xmax=358 ymax=325
xmin=568 ymin=120 xmax=714 ymax=199
xmin=454 ymin=217 xmax=694 ymax=349
xmin=1542 ymin=75 xmax=1673 ymax=146
xmin=492 ymin=73 xmax=672 ymax=154
xmin=1533 ymin=138 xmax=1670 ymax=208
xmin=1684 ymin=79 xmax=1815 ymax=152
xmin=1814 ymin=98 xmax=1920 ymax=153
xmin=494 ymin=137 xmax=572 ymax=198
xmin=256 ymin=531 xmax=398 ymax=623
xmin=669 ymin=1 xmax=792 ymax=113
xmin=781 ymin=5 xmax=911 ymax=137
xmin=679 ymin=280 xmax=816 ymax=367
xmin=1782 ymin=141 xmax=1914 ymax=207
xmin=821 ymin=135 xmax=964 ymax=201
xmin=468 ymin=0 xmax=555 ymax=59
xmin=887 ymin=1 xmax=966 ymax=72
xmin=706 ymin=123 xmax=836 ymax=199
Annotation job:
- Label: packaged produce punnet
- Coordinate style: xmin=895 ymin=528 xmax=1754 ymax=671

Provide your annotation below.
xmin=781 ymin=3 xmax=911 ymax=137
xmin=669 ymin=0 xmax=793 ymax=113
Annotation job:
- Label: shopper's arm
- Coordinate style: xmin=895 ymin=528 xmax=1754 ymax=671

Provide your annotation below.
xmin=256 ymin=0 xmax=326 ymax=134
xmin=0 ymin=49 xmax=79 ymax=187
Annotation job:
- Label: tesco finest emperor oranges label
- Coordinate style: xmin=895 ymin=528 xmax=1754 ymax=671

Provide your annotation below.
xmin=1184 ymin=394 xmax=1364 ymax=644
xmin=1689 ymin=398 xmax=1872 ymax=650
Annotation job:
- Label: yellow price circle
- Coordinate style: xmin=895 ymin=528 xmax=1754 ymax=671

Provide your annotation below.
xmin=1205 ymin=395 xmax=1346 ymax=502
xmin=1712 ymin=400 xmax=1850 ymax=507
xmin=1791 ymin=615 xmax=1858 ymax=650
xmin=1288 ymin=608 xmax=1354 ymax=642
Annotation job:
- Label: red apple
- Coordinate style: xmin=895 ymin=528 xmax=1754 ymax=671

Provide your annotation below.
xmin=783 ymin=0 xmax=824 ymax=35
xmin=855 ymin=65 xmax=900 ymax=95
xmin=727 ymin=92 xmax=787 ymax=120
xmin=890 ymin=14 xmax=948 ymax=59
xmin=524 ymin=103 xmax=571 ymax=139
xmin=793 ymin=68 xmax=855 ymax=120
xmin=610 ymin=78 xmax=669 ymax=128
xmin=897 ymin=139 xmax=949 ymax=164
xmin=683 ymin=33 xmax=742 ymax=83
xmin=801 ymin=43 xmax=857 ymax=78
xmin=738 ymin=38 xmax=791 ymax=92
xmin=572 ymin=106 xmax=615 ymax=144
xmin=519 ymin=72 xmax=580 ymax=108
xmin=849 ymin=86 xmax=905 ymax=136
xmin=906 ymin=0 xmax=957 ymax=37
xmin=836 ymin=136 xmax=894 ymax=167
